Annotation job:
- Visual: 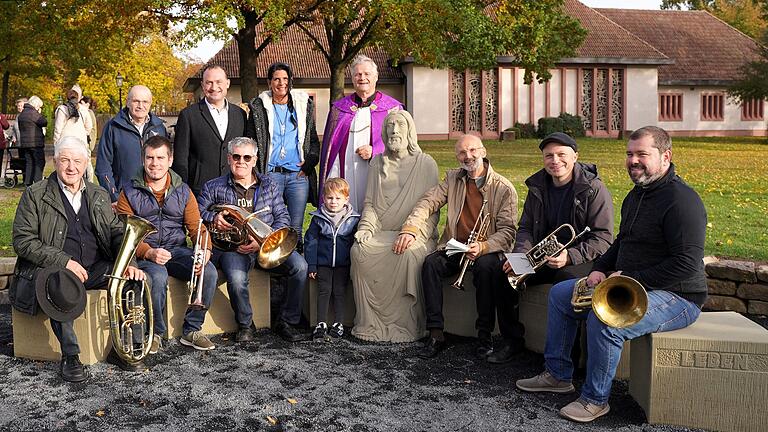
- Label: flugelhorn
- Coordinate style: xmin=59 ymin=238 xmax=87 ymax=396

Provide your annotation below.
xmin=188 ymin=219 xmax=209 ymax=311
xmin=106 ymin=215 xmax=156 ymax=364
xmin=451 ymin=200 xmax=490 ymax=291
xmin=507 ymin=224 xmax=590 ymax=291
xmin=208 ymin=204 xmax=298 ymax=269
xmin=571 ymin=275 xmax=648 ymax=328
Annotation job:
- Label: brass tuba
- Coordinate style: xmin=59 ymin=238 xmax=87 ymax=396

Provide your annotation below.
xmin=571 ymin=275 xmax=648 ymax=328
xmin=106 ymin=215 xmax=156 ymax=364
xmin=507 ymin=224 xmax=591 ymax=290
xmin=208 ymin=204 xmax=298 ymax=269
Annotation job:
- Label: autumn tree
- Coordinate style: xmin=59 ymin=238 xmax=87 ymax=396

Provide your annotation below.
xmin=0 ymin=0 xmax=163 ymax=112
xmin=77 ymin=35 xmax=200 ymax=113
xmin=152 ymin=0 xmax=326 ymax=102
xmin=296 ymin=0 xmax=586 ymax=105
xmin=661 ymin=0 xmax=766 ymax=38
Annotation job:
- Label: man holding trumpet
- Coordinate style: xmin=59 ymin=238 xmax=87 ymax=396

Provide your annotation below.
xmin=116 ymin=135 xmax=217 ymax=353
xmin=395 ymin=135 xmax=518 ymax=360
xmin=503 ymin=132 xmax=614 ymax=289
xmin=517 ymin=126 xmax=708 ymax=423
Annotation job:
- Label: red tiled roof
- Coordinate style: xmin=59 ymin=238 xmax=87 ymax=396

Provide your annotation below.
xmin=597 ymin=8 xmax=761 ymax=84
xmin=562 ymin=0 xmax=668 ymax=62
xmin=187 ymin=22 xmax=403 ymax=87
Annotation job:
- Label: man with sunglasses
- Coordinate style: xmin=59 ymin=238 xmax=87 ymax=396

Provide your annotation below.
xmin=197 ymin=137 xmax=308 ymax=343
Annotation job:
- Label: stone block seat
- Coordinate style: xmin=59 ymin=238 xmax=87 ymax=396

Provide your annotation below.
xmin=165 ymin=269 xmax=270 ymax=338
xmin=12 ymin=269 xmax=270 ymax=365
xmin=12 ymin=290 xmax=111 ymax=365
xmin=629 ymin=311 xmax=768 ymax=432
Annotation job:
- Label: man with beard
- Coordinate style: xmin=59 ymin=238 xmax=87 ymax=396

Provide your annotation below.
xmin=503 ymin=132 xmax=613 ymax=294
xmin=517 ymin=126 xmax=708 ymax=423
xmin=394 ymin=135 xmax=519 ymax=360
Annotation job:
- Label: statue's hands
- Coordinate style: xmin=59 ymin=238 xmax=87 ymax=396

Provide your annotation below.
xmin=392 ymin=233 xmax=415 ymax=255
xmin=355 ymin=230 xmax=373 ymax=244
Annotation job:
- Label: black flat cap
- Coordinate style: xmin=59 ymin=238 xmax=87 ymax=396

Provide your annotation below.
xmin=538 ymin=132 xmax=578 ymax=152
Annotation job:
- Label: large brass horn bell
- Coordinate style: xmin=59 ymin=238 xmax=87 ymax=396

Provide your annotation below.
xmin=208 ymin=204 xmax=298 ymax=269
xmin=572 ymin=275 xmax=648 ymax=328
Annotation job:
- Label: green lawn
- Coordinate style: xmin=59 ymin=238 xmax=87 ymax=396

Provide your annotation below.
xmin=3 ymin=136 xmax=767 ymax=261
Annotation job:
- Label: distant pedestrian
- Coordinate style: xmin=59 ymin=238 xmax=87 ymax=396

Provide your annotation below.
xmin=54 ymin=85 xmax=93 ymax=180
xmin=305 ymin=178 xmax=360 ymax=340
xmin=16 ymin=96 xmax=47 ymax=186
xmin=0 ymin=112 xmax=9 ymax=178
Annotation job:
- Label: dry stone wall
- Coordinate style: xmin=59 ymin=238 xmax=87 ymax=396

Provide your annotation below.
xmin=704 ymin=258 xmax=768 ymax=315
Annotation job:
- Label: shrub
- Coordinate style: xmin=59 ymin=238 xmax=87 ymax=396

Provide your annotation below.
xmin=537 ymin=117 xmax=565 ymax=138
xmin=559 ymin=112 xmax=586 ymax=137
xmin=513 ymin=122 xmax=537 ymax=139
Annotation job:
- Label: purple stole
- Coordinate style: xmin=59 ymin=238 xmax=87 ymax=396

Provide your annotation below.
xmin=319 ymin=92 xmax=403 ymax=194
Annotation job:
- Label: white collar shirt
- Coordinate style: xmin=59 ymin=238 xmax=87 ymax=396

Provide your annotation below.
xmin=57 ymin=176 xmax=86 ymax=214
xmin=205 ymin=98 xmax=229 ymax=139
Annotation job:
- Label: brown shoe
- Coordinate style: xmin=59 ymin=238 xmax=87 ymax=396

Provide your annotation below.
xmin=516 ymin=370 xmax=575 ymax=393
xmin=559 ymin=398 xmax=610 ymax=423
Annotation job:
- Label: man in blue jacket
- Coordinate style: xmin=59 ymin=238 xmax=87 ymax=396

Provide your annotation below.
xmin=96 ymin=85 xmax=167 ymax=203
xmin=197 ymin=136 xmax=308 ymax=343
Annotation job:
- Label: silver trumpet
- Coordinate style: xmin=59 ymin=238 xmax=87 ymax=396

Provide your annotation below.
xmin=451 ymin=200 xmax=490 ymax=291
xmin=188 ymin=220 xmax=209 ymax=311
xmin=507 ymin=224 xmax=591 ymax=291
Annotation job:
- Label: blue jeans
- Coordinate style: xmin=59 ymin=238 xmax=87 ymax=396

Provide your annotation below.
xmin=267 ymin=171 xmax=309 ymax=244
xmin=544 ymin=278 xmax=701 ymax=405
xmin=212 ymin=249 xmax=257 ymax=329
xmin=139 ymin=246 xmax=217 ymax=336
xmin=265 ymin=250 xmax=307 ymax=325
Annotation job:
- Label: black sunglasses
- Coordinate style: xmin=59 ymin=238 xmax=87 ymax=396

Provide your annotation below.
xmin=231 ymin=153 xmax=254 ymax=162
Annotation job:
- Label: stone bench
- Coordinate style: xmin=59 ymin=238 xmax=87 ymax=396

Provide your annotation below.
xmin=519 ymin=283 xmax=631 ymax=379
xmin=12 ymin=269 xmax=270 ymax=365
xmin=165 ymin=269 xmax=270 ymax=338
xmin=629 ymin=311 xmax=768 ymax=432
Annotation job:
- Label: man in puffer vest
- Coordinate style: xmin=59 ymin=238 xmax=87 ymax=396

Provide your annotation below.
xmin=116 ymin=135 xmax=217 ymax=353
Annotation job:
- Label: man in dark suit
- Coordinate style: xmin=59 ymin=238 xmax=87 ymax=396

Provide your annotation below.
xmin=172 ymin=65 xmax=248 ymax=196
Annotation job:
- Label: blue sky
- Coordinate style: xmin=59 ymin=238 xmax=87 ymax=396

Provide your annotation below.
xmin=183 ymin=1 xmax=665 ymax=62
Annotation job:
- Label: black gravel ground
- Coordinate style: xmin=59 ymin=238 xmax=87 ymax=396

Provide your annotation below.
xmin=1 ymin=303 xmax=763 ymax=431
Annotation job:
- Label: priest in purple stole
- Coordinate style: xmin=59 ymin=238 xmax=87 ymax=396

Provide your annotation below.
xmin=319 ymin=54 xmax=403 ymax=212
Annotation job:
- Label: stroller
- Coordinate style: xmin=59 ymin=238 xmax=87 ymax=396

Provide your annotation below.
xmin=3 ymin=147 xmax=25 ymax=188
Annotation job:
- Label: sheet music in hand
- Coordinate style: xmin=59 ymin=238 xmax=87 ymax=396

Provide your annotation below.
xmin=504 ymin=253 xmax=536 ymax=275
xmin=445 ymin=238 xmax=469 ymax=256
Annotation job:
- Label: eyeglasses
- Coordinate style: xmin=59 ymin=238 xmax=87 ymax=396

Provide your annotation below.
xmin=231 ymin=153 xmax=254 ymax=162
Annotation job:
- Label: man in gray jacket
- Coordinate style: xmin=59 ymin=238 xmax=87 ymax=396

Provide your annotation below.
xmin=505 ymin=132 xmax=614 ymax=287
xmin=12 ymin=136 xmax=145 ymax=383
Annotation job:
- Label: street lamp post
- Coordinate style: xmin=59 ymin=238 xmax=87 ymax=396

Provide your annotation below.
xmin=116 ymin=72 xmax=124 ymax=111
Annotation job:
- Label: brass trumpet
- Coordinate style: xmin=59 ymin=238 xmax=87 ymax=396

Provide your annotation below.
xmin=106 ymin=215 xmax=156 ymax=364
xmin=451 ymin=200 xmax=490 ymax=290
xmin=507 ymin=224 xmax=590 ymax=291
xmin=208 ymin=204 xmax=298 ymax=269
xmin=571 ymin=275 xmax=648 ymax=328
xmin=188 ymin=220 xmax=209 ymax=311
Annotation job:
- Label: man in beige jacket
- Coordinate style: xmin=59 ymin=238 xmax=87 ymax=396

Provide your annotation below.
xmin=394 ymin=134 xmax=520 ymax=361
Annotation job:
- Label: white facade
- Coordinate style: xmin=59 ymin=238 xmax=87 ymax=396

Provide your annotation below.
xmin=625 ymin=67 xmax=659 ymax=131
xmin=658 ymin=86 xmax=767 ymax=136
xmin=404 ymin=65 xmax=450 ymax=138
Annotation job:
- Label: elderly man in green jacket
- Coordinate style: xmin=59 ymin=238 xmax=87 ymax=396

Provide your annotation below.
xmin=11 ymin=136 xmax=145 ymax=383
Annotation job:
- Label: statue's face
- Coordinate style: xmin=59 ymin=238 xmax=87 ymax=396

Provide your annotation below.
xmin=385 ymin=115 xmax=409 ymax=152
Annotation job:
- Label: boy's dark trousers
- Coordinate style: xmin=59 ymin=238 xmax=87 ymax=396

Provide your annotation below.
xmin=316 ymin=266 xmax=350 ymax=323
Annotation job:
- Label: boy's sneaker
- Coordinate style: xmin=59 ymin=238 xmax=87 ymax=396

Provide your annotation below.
xmin=180 ymin=331 xmax=216 ymax=351
xmin=312 ymin=322 xmax=328 ymax=340
xmin=329 ymin=322 xmax=344 ymax=338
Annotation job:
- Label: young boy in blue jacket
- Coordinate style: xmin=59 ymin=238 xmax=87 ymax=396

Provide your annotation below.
xmin=305 ymin=178 xmax=360 ymax=339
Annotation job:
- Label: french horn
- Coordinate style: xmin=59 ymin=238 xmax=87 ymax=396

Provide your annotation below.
xmin=571 ymin=275 xmax=648 ymax=328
